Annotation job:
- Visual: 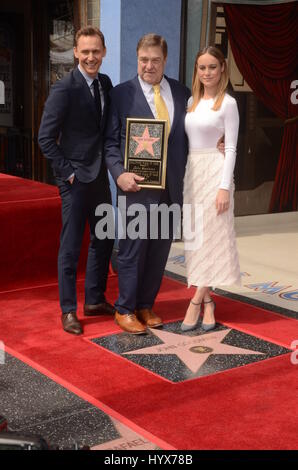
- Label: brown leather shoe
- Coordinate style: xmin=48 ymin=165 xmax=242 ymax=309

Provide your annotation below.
xmin=136 ymin=308 xmax=163 ymax=328
xmin=115 ymin=311 xmax=147 ymax=334
xmin=84 ymin=302 xmax=115 ymax=316
xmin=61 ymin=312 xmax=82 ymax=335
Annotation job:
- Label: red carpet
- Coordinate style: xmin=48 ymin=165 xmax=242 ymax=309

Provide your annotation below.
xmin=0 ymin=173 xmax=88 ymax=291
xmin=1 ymin=174 xmax=297 ymax=449
xmin=1 ymin=276 xmax=297 ymax=450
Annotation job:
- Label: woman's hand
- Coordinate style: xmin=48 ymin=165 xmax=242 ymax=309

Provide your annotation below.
xmin=216 ymin=189 xmax=230 ymax=215
xmin=217 ymin=135 xmax=225 ymax=155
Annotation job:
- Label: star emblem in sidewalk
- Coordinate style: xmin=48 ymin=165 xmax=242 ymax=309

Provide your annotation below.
xmin=91 ymin=418 xmax=158 ymax=450
xmin=132 ymin=126 xmax=160 ymax=157
xmin=123 ymin=328 xmax=265 ymax=374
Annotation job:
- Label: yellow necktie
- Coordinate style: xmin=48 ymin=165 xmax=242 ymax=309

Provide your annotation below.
xmin=153 ymin=84 xmax=171 ymax=135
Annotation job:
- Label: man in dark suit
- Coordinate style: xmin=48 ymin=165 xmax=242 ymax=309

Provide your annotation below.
xmin=104 ymin=34 xmax=191 ymax=334
xmin=38 ymin=27 xmax=114 ymax=335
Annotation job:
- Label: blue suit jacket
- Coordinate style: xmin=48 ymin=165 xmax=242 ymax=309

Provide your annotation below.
xmin=38 ymin=67 xmax=113 ymax=183
xmin=104 ymin=76 xmax=190 ymax=207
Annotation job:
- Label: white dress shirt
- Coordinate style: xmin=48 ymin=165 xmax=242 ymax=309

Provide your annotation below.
xmin=78 ymin=64 xmax=104 ymax=111
xmin=67 ymin=65 xmax=104 ymax=181
xmin=138 ymin=75 xmax=174 ymax=126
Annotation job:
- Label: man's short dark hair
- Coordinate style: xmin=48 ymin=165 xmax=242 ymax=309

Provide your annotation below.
xmin=74 ymin=26 xmax=106 ymax=48
xmin=137 ymin=34 xmax=168 ymax=58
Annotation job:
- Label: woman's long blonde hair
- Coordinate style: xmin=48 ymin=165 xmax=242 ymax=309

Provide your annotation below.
xmin=188 ymin=46 xmax=229 ymax=112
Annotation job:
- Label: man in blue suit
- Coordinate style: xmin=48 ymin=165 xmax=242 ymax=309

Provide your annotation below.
xmin=105 ymin=34 xmax=191 ymax=334
xmin=38 ymin=27 xmax=115 ymax=335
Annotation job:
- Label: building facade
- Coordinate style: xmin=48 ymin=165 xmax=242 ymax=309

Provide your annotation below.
xmin=0 ymin=0 xmax=296 ymax=215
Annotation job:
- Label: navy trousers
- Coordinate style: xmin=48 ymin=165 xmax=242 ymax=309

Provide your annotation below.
xmin=115 ymin=191 xmax=175 ymax=315
xmin=56 ymin=167 xmax=114 ymax=314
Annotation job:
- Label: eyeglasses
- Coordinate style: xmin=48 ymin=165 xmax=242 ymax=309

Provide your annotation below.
xmin=138 ymin=57 xmax=163 ymax=66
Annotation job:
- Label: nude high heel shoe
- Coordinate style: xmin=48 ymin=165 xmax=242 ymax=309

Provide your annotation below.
xmin=201 ymin=299 xmax=216 ymax=331
xmin=181 ymin=300 xmax=202 ymax=332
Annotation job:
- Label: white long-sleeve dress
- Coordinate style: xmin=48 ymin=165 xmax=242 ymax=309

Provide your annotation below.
xmin=183 ymin=93 xmax=241 ymax=287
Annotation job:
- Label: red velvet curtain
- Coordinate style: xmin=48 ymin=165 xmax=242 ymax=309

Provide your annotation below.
xmin=224 ymin=3 xmax=298 ymax=212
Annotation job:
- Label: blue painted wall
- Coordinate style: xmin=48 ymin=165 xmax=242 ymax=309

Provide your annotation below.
xmin=100 ymin=0 xmax=183 ymax=233
xmin=100 ymin=0 xmax=121 ymax=86
xmin=120 ymin=0 xmax=182 ymax=82
xmin=100 ymin=0 xmax=182 ymax=85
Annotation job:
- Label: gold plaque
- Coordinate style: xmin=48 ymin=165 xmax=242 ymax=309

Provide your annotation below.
xmin=124 ymin=118 xmax=168 ymax=189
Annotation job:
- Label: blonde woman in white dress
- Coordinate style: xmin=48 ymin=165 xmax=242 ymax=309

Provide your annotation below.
xmin=182 ymin=46 xmax=241 ymax=332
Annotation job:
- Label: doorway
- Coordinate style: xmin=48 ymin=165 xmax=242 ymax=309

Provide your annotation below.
xmin=208 ymin=4 xmax=283 ymax=215
xmin=0 ymin=0 xmax=79 ymax=183
xmin=183 ymin=1 xmax=284 ymax=215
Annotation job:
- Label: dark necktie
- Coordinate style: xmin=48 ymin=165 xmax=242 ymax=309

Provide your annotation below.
xmin=92 ymin=78 xmax=102 ymax=125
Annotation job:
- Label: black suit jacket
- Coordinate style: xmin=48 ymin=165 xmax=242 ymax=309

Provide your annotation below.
xmin=104 ymin=76 xmax=191 ymax=207
xmin=38 ymin=67 xmax=112 ymax=183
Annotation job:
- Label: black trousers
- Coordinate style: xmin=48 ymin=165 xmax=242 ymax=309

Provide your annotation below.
xmin=56 ymin=167 xmax=114 ymax=314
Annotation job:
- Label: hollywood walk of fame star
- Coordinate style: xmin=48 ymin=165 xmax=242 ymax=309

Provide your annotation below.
xmin=132 ymin=126 xmax=160 ymax=157
xmin=91 ymin=418 xmax=157 ymax=450
xmin=123 ymin=328 xmax=265 ymax=374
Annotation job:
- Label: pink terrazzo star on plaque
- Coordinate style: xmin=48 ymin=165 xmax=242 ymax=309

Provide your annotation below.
xmin=124 ymin=328 xmax=265 ymax=374
xmin=132 ymin=126 xmax=160 ymax=157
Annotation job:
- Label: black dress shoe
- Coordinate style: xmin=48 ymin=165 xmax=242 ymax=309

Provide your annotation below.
xmin=61 ymin=312 xmax=82 ymax=335
xmin=84 ymin=302 xmax=115 ymax=316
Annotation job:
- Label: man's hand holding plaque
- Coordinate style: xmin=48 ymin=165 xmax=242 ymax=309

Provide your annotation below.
xmin=117 ymin=172 xmax=145 ymax=192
